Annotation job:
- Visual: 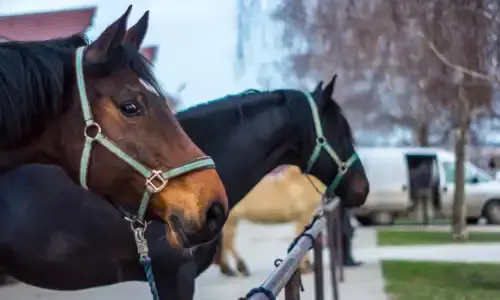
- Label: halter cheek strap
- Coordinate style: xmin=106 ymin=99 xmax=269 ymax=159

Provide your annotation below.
xmin=74 ymin=46 xmax=216 ymax=223
xmin=302 ymin=91 xmax=359 ymax=195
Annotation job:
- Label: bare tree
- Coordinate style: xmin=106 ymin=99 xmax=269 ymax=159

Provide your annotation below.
xmin=252 ymin=0 xmax=455 ymax=144
xmin=417 ymin=0 xmax=498 ymax=238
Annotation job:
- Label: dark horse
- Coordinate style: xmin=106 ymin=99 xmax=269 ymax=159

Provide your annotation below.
xmin=0 ymin=6 xmax=228 ymax=249
xmin=0 ymin=75 xmax=368 ymax=299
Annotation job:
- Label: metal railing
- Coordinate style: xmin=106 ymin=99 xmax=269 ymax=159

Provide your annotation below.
xmin=240 ymin=197 xmax=344 ymax=300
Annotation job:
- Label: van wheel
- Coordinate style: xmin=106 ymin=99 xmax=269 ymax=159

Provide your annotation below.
xmin=370 ymin=211 xmax=395 ymax=226
xmin=356 ymin=216 xmax=373 ymax=226
xmin=483 ymin=200 xmax=500 ymax=224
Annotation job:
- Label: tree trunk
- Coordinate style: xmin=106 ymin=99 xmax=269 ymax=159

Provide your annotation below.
xmin=451 ymin=87 xmax=469 ymax=240
xmin=415 ymin=124 xmax=429 ymax=146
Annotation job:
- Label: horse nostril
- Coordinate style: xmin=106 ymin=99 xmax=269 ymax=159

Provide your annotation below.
xmin=181 ymin=202 xmax=228 ymax=247
xmin=205 ymin=202 xmax=225 ymax=234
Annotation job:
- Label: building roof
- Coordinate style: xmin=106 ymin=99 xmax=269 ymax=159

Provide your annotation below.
xmin=0 ymin=7 xmax=96 ymax=41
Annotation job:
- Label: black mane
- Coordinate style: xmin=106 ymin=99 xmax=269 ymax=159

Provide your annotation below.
xmin=177 ymin=88 xmax=354 ymax=144
xmin=177 ymin=89 xmax=284 ymax=119
xmin=0 ymin=34 xmax=89 ymax=145
xmin=333 ymin=101 xmax=354 ymax=144
xmin=0 ymin=34 xmax=162 ymax=147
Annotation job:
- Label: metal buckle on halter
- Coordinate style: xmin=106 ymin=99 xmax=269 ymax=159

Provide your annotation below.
xmin=316 ymin=136 xmax=326 ymax=145
xmin=145 ymin=170 xmax=168 ymax=193
xmin=338 ymin=162 xmax=348 ymax=174
xmin=83 ymin=122 xmax=102 ymax=140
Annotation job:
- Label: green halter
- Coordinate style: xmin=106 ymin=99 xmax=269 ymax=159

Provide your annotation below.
xmin=302 ymin=91 xmax=359 ymax=196
xmin=74 ymin=46 xmax=216 ymax=223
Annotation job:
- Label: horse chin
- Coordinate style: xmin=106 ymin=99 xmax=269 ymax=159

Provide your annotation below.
xmin=165 ymin=222 xmax=186 ymax=249
xmin=164 ymin=219 xmax=200 ymax=254
xmin=157 ymin=225 xmax=197 ymax=257
xmin=175 ymin=245 xmax=198 ymax=258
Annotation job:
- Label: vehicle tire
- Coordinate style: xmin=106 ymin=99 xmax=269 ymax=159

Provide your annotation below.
xmin=370 ymin=211 xmax=395 ymax=226
xmin=355 ymin=216 xmax=373 ymax=226
xmin=483 ymin=200 xmax=500 ymax=225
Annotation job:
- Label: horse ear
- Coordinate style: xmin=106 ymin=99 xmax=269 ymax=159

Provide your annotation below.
xmin=313 ymin=81 xmax=324 ymax=95
xmin=123 ymin=11 xmax=149 ymax=50
xmin=85 ymin=5 xmax=132 ymax=61
xmin=323 ymin=74 xmax=338 ymax=101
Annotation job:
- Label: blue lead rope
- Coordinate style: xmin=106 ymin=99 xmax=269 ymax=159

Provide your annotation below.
xmin=140 ymin=256 xmax=159 ymax=300
xmin=129 ymin=220 xmax=160 ymax=300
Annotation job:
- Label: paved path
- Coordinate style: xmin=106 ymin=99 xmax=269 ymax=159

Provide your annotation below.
xmin=375 ymin=224 xmax=500 ymax=232
xmin=359 ymin=243 xmax=500 ymax=263
xmin=0 ymin=222 xmax=387 ymax=300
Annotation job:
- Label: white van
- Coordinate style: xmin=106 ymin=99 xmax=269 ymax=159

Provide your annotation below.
xmin=354 ymin=146 xmax=500 ymax=226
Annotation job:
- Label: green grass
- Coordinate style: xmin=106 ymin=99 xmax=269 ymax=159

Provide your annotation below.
xmin=393 ymin=217 xmax=450 ymax=225
xmin=377 ymin=229 xmax=500 ymax=246
xmin=383 ymin=260 xmax=500 ymax=300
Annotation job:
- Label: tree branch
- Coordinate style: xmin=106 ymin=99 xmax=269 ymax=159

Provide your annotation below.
xmin=375 ymin=112 xmax=418 ymax=128
xmin=416 ymin=31 xmax=498 ymax=83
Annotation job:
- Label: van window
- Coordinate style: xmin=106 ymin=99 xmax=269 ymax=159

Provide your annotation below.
xmin=443 ymin=162 xmax=455 ymax=184
xmin=467 ymin=163 xmax=492 ymax=183
xmin=442 ymin=161 xmax=492 ymax=184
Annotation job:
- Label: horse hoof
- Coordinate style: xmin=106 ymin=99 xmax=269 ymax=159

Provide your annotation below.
xmin=220 ymin=264 xmax=238 ymax=277
xmin=236 ymin=260 xmax=251 ymax=277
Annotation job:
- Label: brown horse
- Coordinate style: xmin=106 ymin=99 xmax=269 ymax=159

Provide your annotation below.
xmin=0 ymin=6 xmax=228 ymax=249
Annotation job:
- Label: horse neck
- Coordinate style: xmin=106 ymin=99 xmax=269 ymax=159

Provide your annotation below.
xmin=0 ymin=126 xmax=60 ymax=174
xmin=179 ymin=91 xmax=313 ymax=209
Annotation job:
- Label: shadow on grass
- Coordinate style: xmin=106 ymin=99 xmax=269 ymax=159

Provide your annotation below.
xmin=468 ymin=274 xmax=500 ymax=291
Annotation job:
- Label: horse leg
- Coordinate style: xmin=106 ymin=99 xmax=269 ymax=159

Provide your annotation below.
xmin=223 ymin=216 xmax=250 ymax=277
xmin=296 ymin=210 xmax=315 ymax=274
xmin=219 ymin=216 xmax=239 ymax=277
xmin=233 ymin=248 xmax=250 ymax=277
xmin=226 ymin=218 xmax=250 ymax=277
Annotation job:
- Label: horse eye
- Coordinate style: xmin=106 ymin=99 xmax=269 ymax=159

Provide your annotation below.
xmin=120 ymin=101 xmax=142 ymax=117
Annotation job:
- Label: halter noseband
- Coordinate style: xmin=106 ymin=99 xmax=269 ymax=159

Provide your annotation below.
xmin=302 ymin=91 xmax=359 ymax=195
xmin=74 ymin=46 xmax=216 ymax=224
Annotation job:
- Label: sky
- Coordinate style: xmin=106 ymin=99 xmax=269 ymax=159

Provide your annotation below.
xmin=0 ymin=0 xmax=264 ymax=110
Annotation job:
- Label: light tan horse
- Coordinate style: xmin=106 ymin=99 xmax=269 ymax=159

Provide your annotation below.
xmin=218 ymin=165 xmax=326 ymax=276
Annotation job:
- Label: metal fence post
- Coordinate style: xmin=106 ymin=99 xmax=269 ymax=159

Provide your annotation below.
xmin=326 ymin=211 xmax=340 ymax=300
xmin=335 ymin=208 xmax=344 ymax=282
xmin=284 ymin=269 xmax=302 ymax=300
xmin=313 ymin=233 xmax=324 ymax=300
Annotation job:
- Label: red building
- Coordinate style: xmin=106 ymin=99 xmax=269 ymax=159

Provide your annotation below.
xmin=0 ymin=7 xmax=179 ymax=109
